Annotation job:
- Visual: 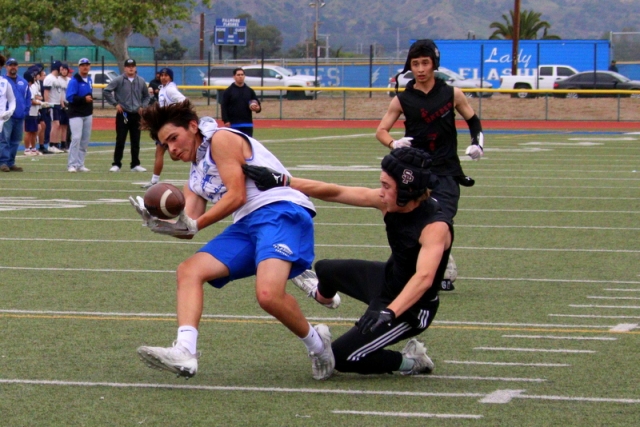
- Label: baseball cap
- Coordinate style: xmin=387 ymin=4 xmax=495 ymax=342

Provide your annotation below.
xmin=158 ymin=67 xmax=174 ymax=80
xmin=78 ymin=58 xmax=91 ymax=65
xmin=124 ymin=59 xmax=136 ymax=67
xmin=6 ymin=58 xmax=18 ymax=66
xmin=51 ymin=60 xmax=62 ymax=72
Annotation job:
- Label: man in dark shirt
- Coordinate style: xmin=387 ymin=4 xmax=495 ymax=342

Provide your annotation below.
xmin=243 ymin=147 xmax=452 ymax=377
xmin=608 ymin=60 xmax=619 ymax=73
xmin=220 ymin=68 xmax=261 ymax=137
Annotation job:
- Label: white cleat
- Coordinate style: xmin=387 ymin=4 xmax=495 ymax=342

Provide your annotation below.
xmin=400 ymin=338 xmax=434 ymax=375
xmin=137 ymin=342 xmax=199 ymax=379
xmin=309 ymin=324 xmax=335 ymax=380
xmin=291 ymin=270 xmax=341 ymax=309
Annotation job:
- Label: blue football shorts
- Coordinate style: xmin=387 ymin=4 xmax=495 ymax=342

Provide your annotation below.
xmin=198 ymin=201 xmax=315 ymax=288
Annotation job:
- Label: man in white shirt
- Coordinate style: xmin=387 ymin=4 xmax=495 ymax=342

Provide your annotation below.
xmin=42 ymin=60 xmax=65 ymax=153
xmin=141 ymin=67 xmax=186 ymax=188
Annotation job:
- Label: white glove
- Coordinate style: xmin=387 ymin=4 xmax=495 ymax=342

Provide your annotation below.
xmin=41 ymin=102 xmax=51 ymax=109
xmin=129 ymin=195 xmax=155 ymax=227
xmin=0 ymin=110 xmax=13 ymax=121
xmin=150 ymin=211 xmax=199 ymax=237
xmin=466 ymin=132 xmax=484 ymax=160
xmin=390 ymin=137 xmax=413 ymax=149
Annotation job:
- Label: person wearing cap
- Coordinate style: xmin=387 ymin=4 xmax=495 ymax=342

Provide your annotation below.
xmin=0 ymin=57 xmax=31 ymax=172
xmin=141 ymin=67 xmax=186 ymax=188
xmin=0 ymin=55 xmax=17 ymax=164
xmin=220 ymin=67 xmax=261 ymax=137
xmin=103 ymin=58 xmax=150 ymax=172
xmin=42 ymin=60 xmax=66 ymax=153
xmin=243 ymin=147 xmax=452 ymax=377
xmin=375 ymin=39 xmax=484 ymax=292
xmin=65 ymin=57 xmax=94 ymax=172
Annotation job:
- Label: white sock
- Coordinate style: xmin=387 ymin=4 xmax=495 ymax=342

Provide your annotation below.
xmin=176 ymin=325 xmax=198 ymax=355
xmin=151 ymin=174 xmax=160 ymax=184
xmin=300 ymin=323 xmax=324 ymax=354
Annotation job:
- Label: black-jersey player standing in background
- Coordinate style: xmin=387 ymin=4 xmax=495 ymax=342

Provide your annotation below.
xmin=243 ymin=147 xmax=452 ymax=376
xmin=220 ymin=68 xmax=261 ymax=137
xmin=375 ymin=39 xmax=485 ymax=291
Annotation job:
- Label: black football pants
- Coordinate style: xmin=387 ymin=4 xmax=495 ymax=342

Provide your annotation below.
xmin=315 ymin=259 xmax=438 ymax=375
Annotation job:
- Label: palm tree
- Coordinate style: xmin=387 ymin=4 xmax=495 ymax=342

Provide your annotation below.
xmin=489 ymin=9 xmax=561 ymax=40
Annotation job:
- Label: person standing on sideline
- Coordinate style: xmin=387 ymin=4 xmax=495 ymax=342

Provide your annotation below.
xmin=0 ymin=57 xmax=31 ymax=172
xmin=147 ymin=70 xmax=161 ymax=105
xmin=57 ymin=63 xmax=71 ymax=151
xmin=23 ymin=70 xmax=49 ymax=156
xmin=42 ymin=60 xmax=65 ymax=153
xmin=0 ymin=55 xmax=16 ymax=163
xmin=608 ymin=60 xmax=619 ymax=73
xmin=103 ymin=58 xmax=150 ymax=172
xmin=65 ymin=58 xmax=93 ymax=173
xmin=243 ymin=147 xmax=451 ymax=377
xmin=141 ymin=67 xmax=186 ymax=188
xmin=220 ymin=67 xmax=261 ymax=137
xmin=375 ymin=39 xmax=484 ymax=291
xmin=130 ymin=99 xmax=334 ymax=381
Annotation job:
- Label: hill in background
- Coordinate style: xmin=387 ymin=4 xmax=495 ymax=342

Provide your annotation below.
xmin=53 ymin=0 xmax=640 ymax=59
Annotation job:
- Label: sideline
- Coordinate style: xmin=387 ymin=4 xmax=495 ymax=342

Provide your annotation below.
xmin=91 ymin=117 xmax=640 ymax=131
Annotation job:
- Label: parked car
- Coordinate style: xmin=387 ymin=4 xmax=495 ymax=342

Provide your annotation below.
xmin=553 ymin=71 xmax=640 ymax=98
xmin=201 ymin=66 xmax=238 ymax=97
xmin=499 ymin=65 xmax=578 ymax=98
xmin=388 ymin=67 xmax=493 ymax=97
xmin=204 ymin=64 xmax=318 ymax=100
xmin=87 ymin=69 xmax=119 ymax=100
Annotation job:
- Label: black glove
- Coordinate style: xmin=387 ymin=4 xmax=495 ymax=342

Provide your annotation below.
xmin=242 ymin=164 xmax=291 ymax=191
xmin=357 ymin=308 xmax=396 ymax=334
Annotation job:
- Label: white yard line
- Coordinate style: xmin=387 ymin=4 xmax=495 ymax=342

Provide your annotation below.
xmin=330 ymin=410 xmax=483 ymax=419
xmin=474 ymin=347 xmax=596 ymax=354
xmin=444 ymin=361 xmax=570 ymax=367
xmin=501 ymin=334 xmax=616 ymax=341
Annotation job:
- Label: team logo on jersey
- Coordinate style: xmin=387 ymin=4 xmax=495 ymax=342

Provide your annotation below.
xmin=401 ymin=169 xmax=415 ymax=184
xmin=273 ymin=243 xmax=293 ymax=257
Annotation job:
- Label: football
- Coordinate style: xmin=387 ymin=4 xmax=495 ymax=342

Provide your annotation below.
xmin=143 ymin=183 xmax=185 ymax=220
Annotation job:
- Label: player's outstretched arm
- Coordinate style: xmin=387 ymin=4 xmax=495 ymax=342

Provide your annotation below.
xmin=243 ymin=165 xmax=382 ymax=209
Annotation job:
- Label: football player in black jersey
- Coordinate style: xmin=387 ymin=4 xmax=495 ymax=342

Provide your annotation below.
xmin=376 ymin=39 xmax=485 ymax=291
xmin=243 ymin=147 xmax=452 ymax=376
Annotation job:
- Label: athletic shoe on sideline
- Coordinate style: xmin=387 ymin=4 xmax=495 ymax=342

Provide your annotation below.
xmin=9 ymin=165 xmax=23 ymax=172
xmin=137 ymin=342 xmax=199 ymax=379
xmin=48 ymin=145 xmax=64 ymax=154
xmin=131 ymin=165 xmax=147 ymax=172
xmin=67 ymin=167 xmax=77 ymax=173
xmin=309 ymin=324 xmax=335 ymax=380
xmin=141 ymin=181 xmax=156 ymax=189
xmin=39 ymin=147 xmax=53 ymax=155
xmin=78 ymin=166 xmax=90 ymax=172
xmin=291 ymin=270 xmax=341 ymax=309
xmin=400 ymin=339 xmax=434 ymax=375
xmin=109 ymin=165 xmax=120 ymax=172
xmin=32 ymin=149 xmax=42 ymax=156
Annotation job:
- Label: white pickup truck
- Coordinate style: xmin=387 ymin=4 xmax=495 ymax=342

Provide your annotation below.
xmin=204 ymin=64 xmax=318 ymax=100
xmin=499 ymin=65 xmax=578 ymax=98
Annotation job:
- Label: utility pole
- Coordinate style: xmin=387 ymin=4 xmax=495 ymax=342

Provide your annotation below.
xmin=199 ymin=13 xmax=205 ymax=61
xmin=309 ymin=1 xmax=326 ymax=99
xmin=511 ymin=0 xmax=521 ymax=76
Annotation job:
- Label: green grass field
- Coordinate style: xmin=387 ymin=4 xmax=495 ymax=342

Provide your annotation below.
xmin=1 ymin=126 xmax=639 ymax=426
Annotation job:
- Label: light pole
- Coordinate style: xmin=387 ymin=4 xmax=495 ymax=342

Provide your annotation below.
xmin=309 ymin=1 xmax=325 ymax=99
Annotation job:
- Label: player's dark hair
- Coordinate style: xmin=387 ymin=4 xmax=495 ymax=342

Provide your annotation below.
xmin=233 ymin=67 xmax=244 ymax=76
xmin=0 ymin=54 xmax=5 ymax=68
xmin=140 ymin=99 xmax=199 ymax=142
xmin=402 ymin=39 xmax=440 ymax=73
xmin=381 ymin=148 xmax=433 ymax=207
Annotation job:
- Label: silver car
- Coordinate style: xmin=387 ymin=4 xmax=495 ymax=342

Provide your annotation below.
xmin=388 ymin=67 xmax=493 ymax=98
